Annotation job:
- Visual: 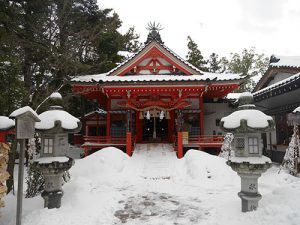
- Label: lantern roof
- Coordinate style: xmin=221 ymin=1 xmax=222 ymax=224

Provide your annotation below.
xmin=0 ymin=116 xmax=15 ymax=131
xmin=35 ymin=93 xmax=81 ymax=132
xmin=220 ymin=92 xmax=275 ymax=133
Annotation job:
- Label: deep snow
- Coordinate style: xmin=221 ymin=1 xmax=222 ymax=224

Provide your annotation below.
xmin=1 ymin=144 xmax=300 ymax=225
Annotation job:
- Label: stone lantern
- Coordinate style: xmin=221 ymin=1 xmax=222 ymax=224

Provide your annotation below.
xmin=220 ymin=92 xmax=275 ymax=212
xmin=33 ymin=92 xmax=81 ymax=209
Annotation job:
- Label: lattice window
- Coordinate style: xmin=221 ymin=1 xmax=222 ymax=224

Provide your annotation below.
xmin=111 ymin=127 xmax=126 ymax=137
xmin=236 ymin=138 xmax=245 ymax=149
xmin=248 ymin=137 xmax=259 ymax=154
xmin=44 ymin=138 xmax=53 ymax=154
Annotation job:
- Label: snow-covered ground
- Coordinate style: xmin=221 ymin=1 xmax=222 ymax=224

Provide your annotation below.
xmin=1 ymin=144 xmax=300 ymax=225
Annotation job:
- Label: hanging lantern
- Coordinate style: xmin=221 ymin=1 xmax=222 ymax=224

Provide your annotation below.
xmin=166 ymin=111 xmax=170 ymax=119
xmin=160 ymin=111 xmax=164 ymax=120
xmin=139 ymin=111 xmax=144 ymax=119
xmin=146 ymin=111 xmax=151 ymax=120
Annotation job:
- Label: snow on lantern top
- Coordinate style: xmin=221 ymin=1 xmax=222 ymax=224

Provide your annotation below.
xmin=220 ymin=92 xmax=275 ymax=133
xmin=0 ymin=116 xmax=15 ymax=131
xmin=35 ymin=92 xmax=81 ymax=132
xmin=50 ymin=92 xmax=62 ymax=100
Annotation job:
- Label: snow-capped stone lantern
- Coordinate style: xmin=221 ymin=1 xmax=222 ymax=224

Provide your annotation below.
xmin=220 ymin=92 xmax=275 ymax=212
xmin=33 ymin=92 xmax=81 ymax=209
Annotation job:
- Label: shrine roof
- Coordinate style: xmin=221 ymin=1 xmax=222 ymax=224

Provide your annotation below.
xmin=72 ymin=72 xmax=242 ymax=84
xmin=253 ymin=72 xmax=300 ymax=97
xmin=104 ymin=41 xmax=203 ymax=76
xmin=269 ymin=55 xmax=300 ymax=69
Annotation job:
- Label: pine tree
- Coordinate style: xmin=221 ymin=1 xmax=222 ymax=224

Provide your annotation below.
xmin=208 ymin=53 xmax=227 ymax=73
xmin=186 ymin=36 xmax=208 ymax=71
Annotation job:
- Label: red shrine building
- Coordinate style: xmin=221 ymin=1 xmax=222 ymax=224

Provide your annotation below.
xmin=71 ymin=27 xmax=243 ymax=158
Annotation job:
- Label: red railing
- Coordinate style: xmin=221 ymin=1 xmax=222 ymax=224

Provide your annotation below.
xmin=83 ymin=136 xmax=126 ymax=145
xmin=188 ymin=135 xmax=224 ymax=146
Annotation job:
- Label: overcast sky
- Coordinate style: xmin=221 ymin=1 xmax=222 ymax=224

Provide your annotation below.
xmin=97 ymin=0 xmax=300 ymax=59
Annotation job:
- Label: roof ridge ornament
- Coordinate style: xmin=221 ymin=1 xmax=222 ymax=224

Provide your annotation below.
xmin=145 ymin=22 xmax=164 ymax=44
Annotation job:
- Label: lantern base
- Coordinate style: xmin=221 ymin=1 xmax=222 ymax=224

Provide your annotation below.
xmin=42 ymin=190 xmax=63 ymax=209
xmin=238 ymin=192 xmax=262 ymax=212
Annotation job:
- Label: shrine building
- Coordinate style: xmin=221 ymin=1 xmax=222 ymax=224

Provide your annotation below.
xmin=71 ymin=26 xmax=244 ymax=158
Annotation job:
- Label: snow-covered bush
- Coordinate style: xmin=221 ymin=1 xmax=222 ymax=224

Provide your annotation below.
xmin=281 ymin=125 xmax=300 ymax=176
xmin=220 ymin=133 xmax=234 ymax=159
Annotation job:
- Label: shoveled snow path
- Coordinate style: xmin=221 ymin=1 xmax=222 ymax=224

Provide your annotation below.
xmin=131 ymin=144 xmax=177 ymax=180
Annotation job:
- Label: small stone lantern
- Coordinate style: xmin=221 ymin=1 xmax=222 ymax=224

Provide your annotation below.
xmin=220 ymin=92 xmax=275 ymax=212
xmin=33 ymin=92 xmax=81 ymax=209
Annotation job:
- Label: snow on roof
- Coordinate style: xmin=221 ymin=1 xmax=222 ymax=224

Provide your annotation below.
xmin=239 ymin=92 xmax=252 ymax=98
xmin=221 ymin=109 xmax=273 ymax=129
xmin=229 ymin=155 xmax=271 ymax=164
xmin=9 ymin=106 xmax=40 ymax=120
xmin=226 ymin=93 xmax=241 ymax=100
xmin=293 ymin=106 xmax=300 ymax=114
xmin=0 ymin=116 xmax=15 ymax=130
xmin=253 ymin=72 xmax=300 ymax=96
xmin=35 ymin=110 xmax=80 ymax=130
xmin=50 ymin=92 xmax=62 ymax=99
xmin=270 ymin=55 xmax=300 ymax=68
xmin=72 ymin=72 xmax=242 ymax=83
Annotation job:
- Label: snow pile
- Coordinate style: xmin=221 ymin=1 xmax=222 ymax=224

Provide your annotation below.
xmin=0 ymin=116 xmax=14 ymax=130
xmin=35 ymin=110 xmax=80 ymax=130
xmin=182 ymin=150 xmax=238 ymax=187
xmin=71 ymin=147 xmax=129 ymax=183
xmin=2 ymin=145 xmax=300 ymax=225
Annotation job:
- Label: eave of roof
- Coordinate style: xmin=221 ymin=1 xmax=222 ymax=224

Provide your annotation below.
xmin=253 ymin=72 xmax=300 ymax=101
xmin=71 ymin=73 xmax=243 ymax=84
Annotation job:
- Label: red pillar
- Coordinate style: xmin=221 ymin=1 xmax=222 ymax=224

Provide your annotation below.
xmin=177 ymin=131 xmax=183 ymax=159
xmin=106 ymin=99 xmax=111 ymax=136
xmin=126 ymin=132 xmax=132 ymax=156
xmin=199 ymin=96 xmax=204 ymax=135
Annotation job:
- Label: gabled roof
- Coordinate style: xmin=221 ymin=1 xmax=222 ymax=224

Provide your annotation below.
xmin=253 ymin=55 xmax=300 ymax=92
xmin=269 ymin=55 xmax=300 ymax=69
xmin=107 ymin=41 xmax=202 ymax=76
xmin=253 ymin=72 xmax=300 ymax=98
xmin=71 ymin=30 xmax=243 ymax=85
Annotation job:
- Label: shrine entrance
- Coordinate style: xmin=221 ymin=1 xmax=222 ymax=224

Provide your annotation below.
xmin=142 ymin=117 xmax=168 ymax=142
xmin=142 ymin=110 xmax=170 ymax=142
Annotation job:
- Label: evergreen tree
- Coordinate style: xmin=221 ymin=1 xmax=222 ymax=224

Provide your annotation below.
xmin=1 ymin=0 xmax=140 ymax=194
xmin=223 ymin=48 xmax=269 ymax=92
xmin=208 ymin=53 xmax=226 ymax=73
xmin=186 ymin=36 xmax=208 ymax=72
